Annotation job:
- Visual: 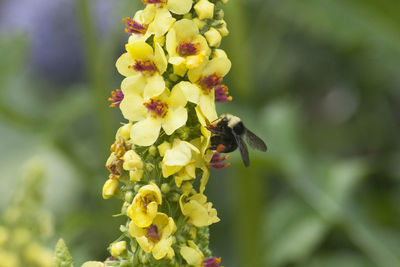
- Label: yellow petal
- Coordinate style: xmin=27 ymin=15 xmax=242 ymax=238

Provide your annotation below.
xmin=134 ymin=5 xmax=157 ymax=24
xmin=199 ymin=93 xmax=218 ymax=122
xmin=180 ymin=246 xmax=203 ymax=266
xmin=131 ymin=117 xmax=162 ymax=146
xmin=167 ymin=0 xmax=193 ymax=15
xmin=169 ymin=56 xmax=186 ymax=66
xmin=116 ymin=53 xmax=136 ymax=77
xmin=203 ymin=57 xmax=231 ymax=77
xmin=188 ymin=59 xmax=208 ymax=82
xmin=173 ymin=63 xmax=188 ymax=77
xmin=144 ymin=75 xmax=165 ymax=100
xmin=121 ymin=75 xmax=146 ymax=96
xmin=166 ymin=28 xmax=178 ymax=57
xmin=140 ymin=182 xmax=163 ymax=204
xmin=126 ymin=42 xmax=153 ymax=61
xmin=148 ymin=8 xmax=176 ymax=37
xmin=173 ymin=19 xmax=199 ymax=42
xmin=162 ymin=106 xmax=188 ymax=135
xmin=152 ymin=237 xmax=173 ymax=260
xmin=199 ymin=166 xmax=209 ymax=194
xmin=176 ymin=81 xmax=200 ymax=104
xmin=154 ymin=42 xmax=167 ymax=74
xmin=168 ymin=84 xmax=188 ymax=109
xmin=136 ymin=236 xmax=153 ymax=253
xmin=162 ymin=164 xmax=182 ymax=177
xmin=120 ymin=94 xmax=147 ymax=122
xmin=102 ymin=179 xmax=118 ymax=199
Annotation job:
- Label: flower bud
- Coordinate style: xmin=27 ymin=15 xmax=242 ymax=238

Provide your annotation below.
xmin=111 ymin=241 xmax=127 ymax=257
xmin=123 ymin=150 xmax=143 ymax=170
xmin=205 ymin=28 xmax=222 ymax=47
xmin=158 ymin=141 xmax=171 ymax=157
xmin=161 ymin=183 xmax=170 ymax=193
xmin=130 ymin=168 xmax=144 ymax=182
xmin=124 ymin=191 xmax=134 ymax=203
xmin=81 ymin=261 xmax=104 ymax=267
xmin=193 ymin=18 xmax=206 ymax=30
xmin=102 ymin=179 xmax=119 ymax=199
xmin=134 ymin=184 xmax=141 ymax=193
xmin=215 ymin=9 xmax=224 ymax=20
xmin=116 ymin=123 xmax=132 ymax=140
xmin=216 ymin=20 xmax=229 ymax=37
xmin=168 ymin=193 xmax=180 ymax=202
xmin=194 ymin=0 xmax=215 ymax=20
xmin=145 ymin=163 xmax=155 ymax=172
xmin=149 ymin=145 xmax=157 ymax=156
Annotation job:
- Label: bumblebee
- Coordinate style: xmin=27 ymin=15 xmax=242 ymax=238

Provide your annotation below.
xmin=208 ymin=114 xmax=267 ymax=167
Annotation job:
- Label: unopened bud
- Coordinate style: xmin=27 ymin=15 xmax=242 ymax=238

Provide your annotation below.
xmin=111 ymin=241 xmax=127 ymax=257
xmin=161 ymin=183 xmax=170 ymax=194
xmin=124 ymin=191 xmax=134 ymax=203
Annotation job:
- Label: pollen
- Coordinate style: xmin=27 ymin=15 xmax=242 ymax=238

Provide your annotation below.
xmin=199 ymin=73 xmax=223 ymax=92
xmin=122 ymin=17 xmax=147 ymax=35
xmin=214 ymin=84 xmax=232 ymax=103
xmin=129 ymin=60 xmax=157 ymax=76
xmin=144 ymin=98 xmax=168 ymax=118
xmin=177 ymin=41 xmax=199 ymax=57
xmin=108 ymin=89 xmax=124 ymax=107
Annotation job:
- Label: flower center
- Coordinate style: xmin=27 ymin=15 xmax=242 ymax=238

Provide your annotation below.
xmin=108 ymin=89 xmax=124 ymax=107
xmin=142 ymin=0 xmax=167 ymax=4
xmin=129 ymin=60 xmax=157 ymax=76
xmin=202 ymin=257 xmax=222 ymax=267
xmin=144 ymin=99 xmax=168 ymax=118
xmin=214 ymin=84 xmax=232 ymax=103
xmin=146 ymin=224 xmax=160 ymax=242
xmin=177 ymin=41 xmax=199 ymax=57
xmin=199 ymin=73 xmax=222 ymax=93
xmin=122 ymin=18 xmax=147 ymax=35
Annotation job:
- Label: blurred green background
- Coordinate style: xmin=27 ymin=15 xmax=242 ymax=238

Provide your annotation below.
xmin=1 ymin=0 xmax=400 ymax=266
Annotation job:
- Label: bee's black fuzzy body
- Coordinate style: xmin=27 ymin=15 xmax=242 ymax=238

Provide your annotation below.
xmin=208 ymin=114 xmax=267 ymax=167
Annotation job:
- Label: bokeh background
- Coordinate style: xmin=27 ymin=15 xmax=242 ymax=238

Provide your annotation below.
xmin=1 ymin=0 xmax=400 ymax=266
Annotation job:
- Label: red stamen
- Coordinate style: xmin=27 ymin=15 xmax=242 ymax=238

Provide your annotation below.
xmin=142 ymin=0 xmax=167 ymax=4
xmin=177 ymin=41 xmax=199 ymax=57
xmin=199 ymin=73 xmax=222 ymax=92
xmin=122 ymin=17 xmax=147 ymax=35
xmin=146 ymin=224 xmax=160 ymax=242
xmin=215 ymin=85 xmax=232 ymax=103
xmin=210 ymin=152 xmax=231 ymax=169
xmin=129 ymin=60 xmax=157 ymax=76
xmin=108 ymin=89 xmax=124 ymax=107
xmin=202 ymin=257 xmax=222 ymax=267
xmin=144 ymin=99 xmax=168 ymax=118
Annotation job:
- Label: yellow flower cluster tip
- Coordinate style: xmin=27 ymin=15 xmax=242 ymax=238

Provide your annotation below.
xmin=98 ymin=0 xmax=233 ymax=266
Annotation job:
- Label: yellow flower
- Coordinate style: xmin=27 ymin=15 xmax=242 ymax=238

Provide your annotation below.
xmin=122 ymin=150 xmax=144 ymax=181
xmin=102 ymin=179 xmax=119 ymax=199
xmin=194 ymin=0 xmax=214 ymax=20
xmin=161 ymin=139 xmax=200 ymax=187
xmin=111 ymin=241 xmax=127 ymax=257
xmin=81 ymin=262 xmax=105 ymax=267
xmin=204 ymin=27 xmax=222 ymax=47
xmin=141 ymin=0 xmax=193 ymax=15
xmin=120 ymin=79 xmax=188 ymax=146
xmin=116 ymin=41 xmax=167 ymax=100
xmin=180 ymin=193 xmax=220 ymax=227
xmin=129 ymin=212 xmax=176 ymax=260
xmin=127 ymin=182 xmax=162 ymax=227
xmin=125 ymin=5 xmax=175 ymax=42
xmin=166 ymin=19 xmax=210 ymax=70
xmin=180 ymin=240 xmax=223 ymax=267
xmin=176 ymin=57 xmax=231 ymax=121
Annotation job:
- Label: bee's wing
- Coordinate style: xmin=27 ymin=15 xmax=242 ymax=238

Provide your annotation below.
xmin=244 ymin=129 xmax=267 ymax=152
xmin=234 ymin=134 xmax=250 ymax=167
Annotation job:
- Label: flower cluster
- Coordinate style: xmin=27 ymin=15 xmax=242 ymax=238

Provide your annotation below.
xmin=0 ymin=161 xmax=53 ymax=267
xmin=100 ymin=0 xmax=232 ymax=265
